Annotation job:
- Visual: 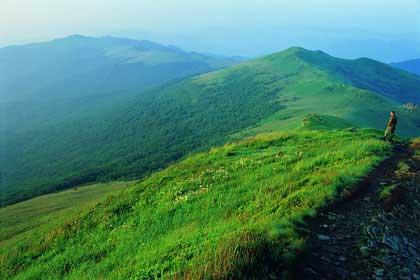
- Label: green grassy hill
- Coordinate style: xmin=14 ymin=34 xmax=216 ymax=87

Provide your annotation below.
xmin=0 ymin=181 xmax=134 ymax=249
xmin=300 ymin=114 xmax=356 ymax=131
xmin=0 ymin=129 xmax=391 ymax=279
xmin=294 ymin=48 xmax=420 ymax=103
xmin=1 ymin=47 xmax=419 ymax=206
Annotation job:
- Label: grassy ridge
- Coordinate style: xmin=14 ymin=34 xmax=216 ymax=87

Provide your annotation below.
xmin=0 ymin=181 xmax=133 ymax=249
xmin=3 ymin=47 xmax=419 ymax=207
xmin=296 ymin=48 xmax=420 ymax=103
xmin=0 ymin=129 xmax=391 ymax=279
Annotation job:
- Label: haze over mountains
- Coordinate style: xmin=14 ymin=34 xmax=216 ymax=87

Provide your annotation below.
xmin=0 ymin=34 xmax=237 ymax=101
xmin=2 ymin=0 xmax=420 ymax=277
xmin=1 ymin=39 xmax=419 ymax=206
xmin=117 ymin=28 xmax=420 ymax=63
xmin=392 ymin=58 xmax=420 ymax=76
xmin=0 ymin=35 xmax=239 ymax=134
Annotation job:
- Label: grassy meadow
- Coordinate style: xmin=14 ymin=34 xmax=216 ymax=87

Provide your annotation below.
xmin=0 ymin=129 xmax=391 ymax=279
xmin=0 ymin=181 xmax=134 ymax=250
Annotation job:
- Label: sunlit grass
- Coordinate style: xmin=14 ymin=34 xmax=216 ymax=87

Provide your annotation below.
xmin=0 ymin=181 xmax=133 ymax=250
xmin=0 ymin=129 xmax=391 ymax=279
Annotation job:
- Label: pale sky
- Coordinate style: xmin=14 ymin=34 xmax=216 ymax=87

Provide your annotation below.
xmin=1 ymin=0 xmax=420 ymax=61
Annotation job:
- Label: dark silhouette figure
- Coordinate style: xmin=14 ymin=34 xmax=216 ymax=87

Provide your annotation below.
xmin=384 ymin=111 xmax=397 ymax=142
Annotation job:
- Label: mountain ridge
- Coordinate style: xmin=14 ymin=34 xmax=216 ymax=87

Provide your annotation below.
xmin=391 ymin=58 xmax=420 ymax=76
xmin=287 ymin=47 xmax=420 ymax=104
xmin=1 ymin=46 xmax=419 ymax=206
xmin=0 ymin=35 xmax=240 ymax=134
xmin=0 ymin=34 xmax=239 ymax=98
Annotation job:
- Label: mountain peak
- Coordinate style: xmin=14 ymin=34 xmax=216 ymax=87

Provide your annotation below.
xmin=58 ymin=34 xmax=93 ymax=41
xmin=265 ymin=47 xmax=331 ymax=62
xmin=283 ymin=46 xmax=309 ymax=54
xmin=256 ymin=46 xmax=420 ymax=104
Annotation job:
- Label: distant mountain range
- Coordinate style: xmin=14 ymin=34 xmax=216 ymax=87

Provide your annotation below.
xmin=391 ymin=58 xmax=420 ymax=76
xmin=0 ymin=34 xmax=239 ymax=102
xmin=116 ymin=29 xmax=420 ymax=62
xmin=0 ymin=35 xmax=240 ymax=134
xmin=1 ymin=43 xmax=419 ymax=206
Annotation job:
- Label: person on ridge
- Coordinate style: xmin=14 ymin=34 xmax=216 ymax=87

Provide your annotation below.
xmin=384 ymin=111 xmax=397 ymax=142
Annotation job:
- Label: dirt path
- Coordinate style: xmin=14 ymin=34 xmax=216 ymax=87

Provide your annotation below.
xmin=296 ymin=143 xmax=420 ymax=280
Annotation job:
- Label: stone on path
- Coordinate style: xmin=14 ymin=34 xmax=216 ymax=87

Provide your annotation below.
xmin=317 ymin=234 xmax=331 ymax=241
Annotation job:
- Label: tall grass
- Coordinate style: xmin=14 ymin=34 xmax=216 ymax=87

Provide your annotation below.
xmin=0 ymin=181 xmax=132 ymax=250
xmin=0 ymin=130 xmax=390 ymax=279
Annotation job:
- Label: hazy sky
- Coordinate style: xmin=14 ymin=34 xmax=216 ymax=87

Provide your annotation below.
xmin=1 ymin=0 xmax=420 ymax=61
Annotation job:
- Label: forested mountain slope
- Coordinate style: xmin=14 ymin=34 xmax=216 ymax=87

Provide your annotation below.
xmin=1 ymin=47 xmax=419 ymax=206
xmin=0 ymin=35 xmax=238 ymax=134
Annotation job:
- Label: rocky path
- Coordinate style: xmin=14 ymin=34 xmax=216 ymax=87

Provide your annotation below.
xmin=297 ymin=142 xmax=420 ymax=280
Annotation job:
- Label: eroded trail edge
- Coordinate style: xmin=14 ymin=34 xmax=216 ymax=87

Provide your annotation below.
xmin=297 ymin=142 xmax=420 ymax=280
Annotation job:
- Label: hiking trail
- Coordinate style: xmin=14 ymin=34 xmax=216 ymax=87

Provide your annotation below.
xmin=297 ymin=141 xmax=420 ymax=280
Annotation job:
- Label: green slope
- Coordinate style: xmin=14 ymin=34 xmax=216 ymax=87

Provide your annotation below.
xmin=0 ymin=181 xmax=134 ymax=249
xmin=0 ymin=129 xmax=391 ymax=279
xmin=294 ymin=48 xmax=420 ymax=103
xmin=300 ymin=114 xmax=356 ymax=130
xmin=1 ymin=47 xmax=419 ymax=206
